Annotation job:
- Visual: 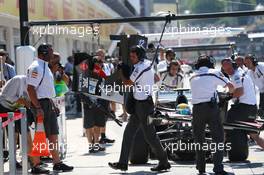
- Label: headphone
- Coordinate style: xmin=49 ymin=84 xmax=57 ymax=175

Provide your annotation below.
xmin=130 ymin=45 xmax=146 ymax=61
xmin=194 ymin=54 xmax=215 ymax=70
xmin=245 ymin=54 xmax=258 ymax=66
xmin=38 ymin=43 xmax=51 ymax=56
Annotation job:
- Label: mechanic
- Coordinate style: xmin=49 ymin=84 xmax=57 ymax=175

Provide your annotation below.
xmin=190 ymin=55 xmax=233 ymax=175
xmin=160 ymin=60 xmax=184 ymax=89
xmin=244 ymin=54 xmax=264 ymax=118
xmin=222 ymin=58 xmax=264 ymax=149
xmin=96 ymin=49 xmax=116 ymax=144
xmin=0 ymin=75 xmax=34 ymax=168
xmin=27 ymin=44 xmax=73 ymax=174
xmin=235 ymin=55 xmax=248 ymax=72
xmin=157 ymin=48 xmax=176 ymax=73
xmin=109 ymin=45 xmax=170 ymax=172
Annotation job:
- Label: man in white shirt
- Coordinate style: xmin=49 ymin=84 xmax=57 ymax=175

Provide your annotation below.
xmin=0 ymin=75 xmax=32 ymax=168
xmin=27 ymin=44 xmax=73 ymax=174
xmin=235 ymin=55 xmax=248 ymax=73
xmin=244 ymin=55 xmax=264 ymax=117
xmin=222 ymin=58 xmax=264 ymax=150
xmin=109 ymin=45 xmax=170 ymax=172
xmin=190 ymin=55 xmax=233 ymax=175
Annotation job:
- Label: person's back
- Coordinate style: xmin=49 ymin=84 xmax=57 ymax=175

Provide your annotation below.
xmin=190 ymin=67 xmax=228 ymax=104
xmin=64 ymin=56 xmax=74 ymax=76
xmin=65 ymin=62 xmax=73 ymax=75
xmin=4 ymin=63 xmax=16 ymax=80
xmin=190 ymin=56 xmax=233 ymax=175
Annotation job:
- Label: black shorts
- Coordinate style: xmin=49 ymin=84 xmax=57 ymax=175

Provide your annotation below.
xmin=32 ymin=99 xmax=59 ymax=137
xmin=227 ymin=103 xmax=258 ymax=134
xmin=83 ymin=102 xmax=107 ymax=129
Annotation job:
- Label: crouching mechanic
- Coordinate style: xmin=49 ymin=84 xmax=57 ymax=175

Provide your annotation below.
xmin=221 ymin=58 xmax=264 ymax=149
xmin=109 ymin=45 xmax=170 ymax=172
xmin=190 ymin=55 xmax=234 ymax=175
xmin=27 ymin=44 xmax=73 ymax=174
xmin=0 ymin=75 xmax=34 ymax=168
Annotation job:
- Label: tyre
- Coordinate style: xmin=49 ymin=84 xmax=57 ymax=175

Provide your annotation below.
xmin=226 ymin=130 xmax=249 ymax=162
xmin=129 ymin=129 xmax=149 ymax=164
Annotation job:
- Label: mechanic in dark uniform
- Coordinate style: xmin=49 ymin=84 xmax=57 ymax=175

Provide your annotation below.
xmin=221 ymin=58 xmax=264 ymax=149
xmin=190 ymin=55 xmax=233 ymax=175
xmin=109 ymin=45 xmax=170 ymax=172
xmin=27 ymin=44 xmax=73 ymax=174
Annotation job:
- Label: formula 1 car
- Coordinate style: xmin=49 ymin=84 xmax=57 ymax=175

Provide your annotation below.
xmin=129 ymin=88 xmax=264 ymax=164
xmin=71 ymin=43 xmax=264 ymax=164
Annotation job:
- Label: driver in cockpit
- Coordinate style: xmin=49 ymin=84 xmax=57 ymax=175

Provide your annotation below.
xmin=160 ymin=60 xmax=184 ymax=89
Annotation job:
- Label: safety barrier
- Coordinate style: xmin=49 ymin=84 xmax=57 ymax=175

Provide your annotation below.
xmin=0 ymin=108 xmax=28 ymax=175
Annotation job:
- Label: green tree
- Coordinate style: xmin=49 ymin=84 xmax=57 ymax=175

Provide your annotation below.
xmin=188 ymin=0 xmax=226 ymax=25
xmin=190 ymin=0 xmax=225 ymax=13
xmin=236 ymin=0 xmax=257 ymax=25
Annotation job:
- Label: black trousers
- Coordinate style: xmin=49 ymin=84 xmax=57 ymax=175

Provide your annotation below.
xmin=192 ymin=103 xmax=224 ymax=173
xmin=227 ymin=103 xmax=257 ymax=123
xmin=119 ymin=99 xmax=168 ymax=165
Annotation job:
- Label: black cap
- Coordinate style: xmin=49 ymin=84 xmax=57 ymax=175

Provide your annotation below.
xmin=37 ymin=43 xmax=52 ymax=55
xmin=195 ymin=54 xmax=215 ymax=69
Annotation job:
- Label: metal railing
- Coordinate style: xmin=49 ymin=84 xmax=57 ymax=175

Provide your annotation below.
xmin=0 ymin=108 xmax=28 ymax=175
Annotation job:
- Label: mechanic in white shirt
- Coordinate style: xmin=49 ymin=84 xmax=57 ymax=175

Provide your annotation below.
xmin=109 ymin=45 xmax=170 ymax=172
xmin=222 ymin=58 xmax=264 ymax=149
xmin=190 ymin=55 xmax=233 ymax=175
xmin=160 ymin=60 xmax=183 ymax=89
xmin=0 ymin=75 xmax=33 ymax=168
xmin=244 ymin=55 xmax=264 ymax=117
xmin=235 ymin=55 xmax=248 ymax=73
xmin=130 ymin=58 xmax=154 ymax=100
xmin=27 ymin=44 xmax=73 ymax=174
